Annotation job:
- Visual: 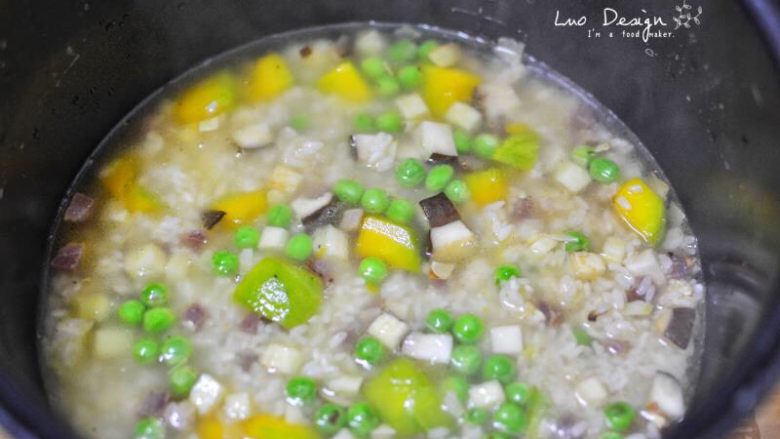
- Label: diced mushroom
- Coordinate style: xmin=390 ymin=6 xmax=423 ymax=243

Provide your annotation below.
xmin=649 ymin=371 xmax=685 ymax=420
xmin=182 ymin=303 xmax=207 ymax=331
xmin=656 ymin=307 xmax=695 ymax=349
xmin=430 ymin=260 xmax=456 ymax=280
xmin=427 ymin=153 xmax=463 ymax=171
xmin=51 ymin=242 xmax=85 ymax=271
xmin=339 ymin=208 xmax=364 ymax=232
xmin=430 ymin=220 xmax=478 ymax=263
xmin=395 ymin=93 xmax=430 ymax=120
xmin=258 ymin=226 xmax=289 ymax=250
xmin=260 ymin=343 xmax=303 ymax=374
xmin=201 ymin=209 xmax=226 ymax=230
xmin=189 ymin=374 xmax=224 ymax=415
xmin=537 ymin=301 xmax=563 ymax=326
xmin=367 ymin=313 xmax=410 ymax=350
xmin=553 ymin=161 xmax=591 ymax=193
xmin=351 ymin=133 xmax=397 ymax=172
xmin=428 ymin=42 xmax=461 ymax=67
xmin=419 ymin=192 xmax=461 ymax=228
xmin=444 ymin=102 xmax=482 ymax=132
xmin=401 ymin=332 xmax=453 ymax=364
xmin=292 ymin=192 xmax=334 ymax=220
xmin=313 ymin=225 xmax=349 ymax=260
xmin=575 ymin=377 xmax=607 ymax=406
xmin=239 ymin=313 xmax=262 ymax=334
xmin=569 ymin=252 xmax=606 ymax=280
xmin=417 ymin=121 xmax=457 ymax=157
xmin=231 ymin=122 xmax=273 ymax=149
xmin=64 ymin=192 xmax=95 ymax=222
xmin=138 ymin=392 xmax=170 ymax=418
xmin=510 ymin=196 xmax=534 ymax=221
xmin=490 ymin=325 xmax=523 ymax=355
xmin=468 ymin=380 xmax=506 ymax=409
xmin=303 ymin=199 xmax=347 ymax=234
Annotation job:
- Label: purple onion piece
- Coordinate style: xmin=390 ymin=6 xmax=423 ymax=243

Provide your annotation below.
xmin=63 ymin=192 xmax=95 ymax=222
xmin=51 ymin=242 xmax=85 ymax=271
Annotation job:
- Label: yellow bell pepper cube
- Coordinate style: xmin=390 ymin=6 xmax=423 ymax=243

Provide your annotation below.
xmin=101 ymin=156 xmax=163 ymax=213
xmin=211 ymin=189 xmax=268 ymax=227
xmin=355 ymin=215 xmax=421 ymax=272
xmin=174 ymin=73 xmax=237 ymax=124
xmin=123 ymin=184 xmax=163 ymax=213
xmin=243 ymin=414 xmax=320 ymax=439
xmin=247 ymin=53 xmax=295 ymax=102
xmin=613 ymin=178 xmax=666 ymax=245
xmin=421 ymin=65 xmax=481 ymax=117
xmin=464 ymin=168 xmax=509 ymax=206
xmin=317 ymin=61 xmax=373 ymax=102
xmin=197 ymin=414 xmax=248 ymax=439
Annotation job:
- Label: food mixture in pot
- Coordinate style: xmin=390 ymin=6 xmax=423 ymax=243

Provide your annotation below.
xmin=42 ymin=25 xmax=704 ymax=439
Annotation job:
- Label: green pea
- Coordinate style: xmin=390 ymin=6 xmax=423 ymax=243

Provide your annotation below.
xmin=333 ymin=179 xmax=365 ymax=205
xmin=375 ymin=111 xmax=403 ymax=133
xmin=118 ymin=300 xmax=145 ymax=325
xmin=571 ymin=145 xmax=596 ymax=167
xmin=140 ymin=282 xmax=168 ymax=308
xmin=397 ymin=65 xmax=422 ymax=90
xmin=493 ymin=402 xmax=528 ymax=434
xmin=395 ymin=158 xmax=426 ymax=187
xmin=589 ymin=157 xmax=620 ymax=183
xmin=160 ymin=335 xmax=193 ymax=366
xmin=505 ymin=382 xmax=533 ymax=406
xmin=290 ymin=114 xmax=310 ymax=132
xmin=600 ymin=432 xmax=625 ymax=439
xmin=425 ymin=308 xmax=454 ymax=333
xmin=132 ymin=338 xmax=160 ymax=364
xmin=212 ymin=250 xmax=239 ymax=276
xmin=452 ymin=314 xmax=484 ymax=344
xmin=565 ymin=230 xmax=590 ymax=253
xmin=473 ymin=133 xmax=499 ymax=159
xmin=267 ymin=204 xmax=293 ymax=228
xmin=285 ymin=233 xmax=313 ymax=261
xmin=465 ymin=407 xmax=488 ymax=425
xmin=143 ymin=307 xmax=175 ymax=334
xmin=314 ymin=404 xmax=347 ymax=435
xmin=604 ymin=401 xmax=636 ymax=432
xmin=385 ymin=198 xmax=415 ymax=224
xmin=347 ymin=402 xmax=380 ymax=437
xmin=355 ymin=335 xmax=385 ymax=366
xmin=573 ymin=327 xmax=592 ymax=346
xmin=360 ymin=56 xmax=386 ymax=79
xmin=169 ymin=364 xmax=198 ymax=398
xmin=354 ymin=113 xmax=376 ymax=133
xmin=376 ymin=75 xmax=400 ymax=97
xmin=454 ymin=128 xmax=473 ymax=154
xmin=450 ymin=345 xmax=482 ymax=376
xmin=495 ymin=264 xmax=522 ymax=285
xmin=359 ymin=257 xmax=388 ymax=284
xmin=286 ymin=376 xmax=318 ymax=405
xmin=440 ymin=375 xmax=468 ymax=403
xmin=483 ymin=354 xmax=517 ymax=384
xmin=360 ymin=188 xmax=390 ymax=214
xmin=444 ymin=179 xmax=469 ymax=204
xmin=388 ymin=39 xmax=417 ymax=64
xmin=417 ymin=39 xmax=440 ymax=60
xmin=134 ymin=417 xmax=164 ymax=439
xmin=425 ymin=164 xmax=454 ymax=192
xmin=234 ymin=226 xmax=260 ymax=249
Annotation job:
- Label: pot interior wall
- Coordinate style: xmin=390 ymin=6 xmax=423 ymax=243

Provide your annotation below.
xmin=1 ymin=0 xmax=779 ymax=437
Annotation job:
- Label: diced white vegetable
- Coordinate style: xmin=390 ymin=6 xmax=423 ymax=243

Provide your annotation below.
xmin=222 ymin=392 xmax=251 ymax=421
xmin=569 ymin=252 xmax=606 ymax=280
xmin=291 ymin=192 xmax=333 ymax=219
xmin=530 ymin=235 xmax=559 ymax=254
xmin=430 ymin=220 xmax=477 ymax=263
xmin=284 ymin=404 xmax=309 ymax=425
xmin=199 ymin=116 xmax=221 ymax=132
xmin=477 ymin=83 xmax=521 ymax=121
xmin=72 ymin=292 xmax=111 ymax=322
xmin=624 ymin=249 xmax=660 ymax=277
xmin=418 ymin=121 xmax=457 ymax=156
xmin=575 ymin=377 xmax=608 ymax=406
xmin=553 ymin=161 xmax=591 ymax=193
xmin=313 ymin=225 xmax=349 ymax=260
xmin=371 ymin=424 xmax=396 ymax=439
xmin=326 ymin=375 xmax=364 ymax=397
xmin=268 ymin=165 xmax=303 ymax=195
xmin=53 ymin=318 xmax=93 ymax=367
xmin=430 ymin=260 xmax=456 ymax=280
xmin=468 ymin=380 xmax=505 ymax=408
xmin=353 ymin=133 xmax=397 ymax=172
xmin=402 ymin=332 xmax=453 ymax=364
xmin=92 ymin=327 xmax=133 ymax=359
xmin=354 ymin=30 xmax=387 ymax=57
xmin=124 ymin=243 xmax=167 ymax=279
xmin=367 ymin=313 xmax=410 ymax=350
xmin=261 ymin=343 xmax=303 ymax=374
xmin=165 ymin=251 xmax=192 ymax=280
xmin=339 ymin=208 xmax=364 ymax=232
xmin=395 ymin=93 xmax=430 ymax=120
xmin=601 ymin=236 xmax=627 ymax=263
xmin=427 ymin=42 xmax=461 ymax=67
xmin=490 ymin=325 xmax=523 ymax=355
xmin=164 ymin=401 xmax=195 ymax=431
xmin=624 ymin=300 xmax=654 ymax=316
xmin=231 ymin=122 xmax=273 ymax=149
xmin=258 ymin=226 xmax=289 ymax=250
xmin=189 ymin=373 xmax=224 ymax=415
xmin=333 ymin=429 xmax=357 ymax=439
xmin=445 ymin=102 xmax=482 ymax=132
xmin=650 ymin=372 xmax=685 ymax=420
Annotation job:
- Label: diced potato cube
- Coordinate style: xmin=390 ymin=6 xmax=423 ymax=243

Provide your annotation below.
xmin=575 ymin=377 xmax=607 ymax=406
xmin=258 ymin=226 xmax=289 ymax=250
xmin=445 ymin=102 xmax=482 ymax=132
xmin=430 ymin=261 xmax=456 ymax=280
xmin=367 ymin=313 xmax=410 ymax=350
xmin=222 ymin=393 xmax=251 ymax=421
xmin=72 ymin=292 xmax=111 ymax=322
xmin=232 ymin=122 xmax=273 ymax=149
xmin=430 ymin=220 xmax=477 ymax=263
xmin=313 ymin=225 xmax=349 ymax=260
xmin=417 ymin=121 xmax=457 ymax=157
xmin=92 ymin=327 xmax=133 ymax=359
xmin=650 ymin=372 xmax=685 ymax=420
xmin=189 ymin=373 xmax=224 ymax=415
xmin=427 ymin=43 xmax=461 ymax=67
xmin=490 ymin=325 xmax=523 ymax=355
xmin=124 ymin=243 xmax=167 ymax=279
xmin=354 ymin=30 xmax=387 ymax=57
xmin=395 ymin=94 xmax=430 ymax=120
xmin=468 ymin=380 xmax=505 ymax=408
xmin=326 ymin=375 xmax=364 ymax=397
xmin=600 ymin=236 xmax=626 ymax=263
xmin=401 ymin=332 xmax=453 ymax=364
xmin=554 ymin=161 xmax=591 ymax=193
xmin=261 ymin=343 xmax=303 ymax=374
xmin=569 ymin=252 xmax=606 ymax=280
xmin=268 ymin=165 xmax=304 ymax=195
xmin=333 ymin=429 xmax=357 ymax=439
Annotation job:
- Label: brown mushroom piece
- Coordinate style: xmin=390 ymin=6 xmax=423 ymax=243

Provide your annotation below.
xmin=419 ymin=193 xmax=477 ymax=263
xmin=419 ymin=192 xmax=460 ymax=228
xmin=657 ymin=307 xmax=696 ymax=349
xmin=201 ymin=209 xmax=226 ymax=230
xmin=426 ymin=153 xmax=462 ymax=170
xmin=301 ymin=198 xmax=347 ymax=234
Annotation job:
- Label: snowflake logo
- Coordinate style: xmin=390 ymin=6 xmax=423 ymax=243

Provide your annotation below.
xmin=672 ymin=0 xmax=703 ymax=29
